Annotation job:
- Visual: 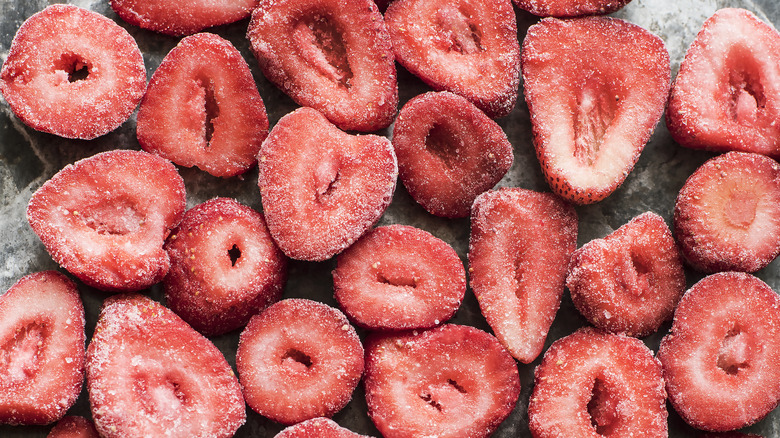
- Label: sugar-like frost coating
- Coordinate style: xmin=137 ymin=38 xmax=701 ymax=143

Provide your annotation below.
xmin=111 ymin=0 xmax=258 ymax=36
xmin=513 ymin=0 xmax=633 ymax=17
xmin=275 ymin=417 xmax=372 ymax=438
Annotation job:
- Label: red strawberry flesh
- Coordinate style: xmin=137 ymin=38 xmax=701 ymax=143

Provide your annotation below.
xmin=513 ymin=0 xmax=633 ymax=17
xmin=110 ymin=0 xmax=257 ymax=36
xmin=274 ymin=417 xmax=372 ymax=438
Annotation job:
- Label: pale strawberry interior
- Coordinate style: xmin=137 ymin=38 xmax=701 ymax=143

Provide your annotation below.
xmin=80 ymin=200 xmax=144 ymax=235
xmin=425 ymin=122 xmax=461 ymax=169
xmin=54 ymin=53 xmax=90 ymax=84
xmin=435 ymin=4 xmax=483 ymax=55
xmin=725 ymin=52 xmax=766 ymax=125
xmin=1 ymin=322 xmax=47 ymax=385
xmin=420 ymin=379 xmax=467 ymax=414
xmin=587 ymin=378 xmax=619 ymax=435
xmin=134 ymin=372 xmax=190 ymax=421
xmin=574 ymin=77 xmax=619 ymax=167
xmin=717 ymin=328 xmax=751 ymax=375
xmin=725 ymin=189 xmax=758 ymax=229
xmin=314 ymin=158 xmax=341 ymax=202
xmin=616 ymin=250 xmax=651 ymax=298
xmin=281 ymin=348 xmax=313 ymax=374
xmin=294 ymin=14 xmax=353 ymax=87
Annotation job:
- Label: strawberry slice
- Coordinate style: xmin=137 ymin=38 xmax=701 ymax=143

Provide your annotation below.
xmin=275 ymin=417 xmax=372 ymax=438
xmin=521 ymin=16 xmax=670 ymax=204
xmin=667 ymin=8 xmax=780 ymax=158
xmin=137 ymin=33 xmax=269 ymax=178
xmin=468 ymin=188 xmax=578 ymax=363
xmin=47 ymin=416 xmax=99 ymax=438
xmin=657 ymin=272 xmax=780 ymax=431
xmin=111 ymin=0 xmax=257 ymax=36
xmin=0 ymin=271 xmax=85 ymax=426
xmin=86 ymin=294 xmax=245 ymax=437
xmin=674 ymin=152 xmax=780 ymax=273
xmin=514 ymin=0 xmax=633 ymax=17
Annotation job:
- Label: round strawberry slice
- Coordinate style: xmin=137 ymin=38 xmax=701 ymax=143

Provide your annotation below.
xmin=0 ymin=4 xmax=146 ymax=140
xmin=111 ymin=0 xmax=257 ymax=36
xmin=333 ymin=224 xmax=466 ymax=330
xmin=514 ymin=0 xmax=633 ymax=17
xmin=236 ymin=299 xmax=365 ymax=425
xmin=275 ymin=417 xmax=372 ymax=438
xmin=364 ymin=324 xmax=520 ymax=438
xmin=47 ymin=416 xmax=99 ymax=438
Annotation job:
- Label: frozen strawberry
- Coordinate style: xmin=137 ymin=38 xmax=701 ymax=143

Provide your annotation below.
xmin=0 ymin=4 xmax=146 ymax=140
xmin=275 ymin=417 xmax=372 ymax=438
xmin=27 ymin=150 xmax=186 ymax=292
xmin=514 ymin=0 xmax=632 ymax=17
xmin=392 ymin=91 xmax=513 ymax=218
xmin=384 ymin=0 xmax=520 ymax=118
xmin=236 ymin=299 xmax=364 ymax=425
xmin=164 ymin=198 xmax=287 ymax=336
xmin=47 ymin=416 xmax=99 ymax=438
xmin=86 ymin=294 xmax=245 ymax=437
xmin=674 ymin=152 xmax=780 ymax=273
xmin=528 ymin=327 xmax=667 ymax=438
xmin=667 ymin=8 xmax=780 ymax=158
xmin=566 ymin=212 xmax=686 ymax=337
xmin=364 ymin=324 xmax=520 ymax=438
xmin=247 ymin=0 xmax=397 ymax=132
xmin=522 ymin=16 xmax=670 ymax=204
xmin=468 ymin=188 xmax=577 ymax=363
xmin=111 ymin=0 xmax=257 ymax=36
xmin=0 ymin=271 xmax=85 ymax=426
xmin=333 ymin=224 xmax=465 ymax=330
xmin=258 ymin=107 xmax=397 ymax=261
xmin=137 ymin=33 xmax=269 ymax=178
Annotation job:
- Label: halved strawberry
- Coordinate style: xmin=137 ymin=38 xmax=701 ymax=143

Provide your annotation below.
xmin=674 ymin=152 xmax=780 ymax=273
xmin=468 ymin=188 xmax=578 ymax=363
xmin=138 ymin=33 xmax=269 ymax=178
xmin=47 ymin=416 xmax=99 ymax=438
xmin=0 ymin=271 xmax=85 ymax=426
xmin=667 ymin=8 xmax=780 ymax=158
xmin=275 ymin=417 xmax=372 ymax=438
xmin=0 ymin=4 xmax=146 ymax=140
xmin=27 ymin=150 xmax=186 ymax=292
xmin=521 ymin=16 xmax=670 ymax=204
xmin=258 ymin=107 xmax=397 ymax=261
xmin=514 ymin=0 xmax=633 ymax=17
xmin=247 ymin=0 xmax=398 ymax=132
xmin=111 ymin=0 xmax=257 ymax=36
xmin=657 ymin=272 xmax=780 ymax=432
xmin=392 ymin=91 xmax=513 ymax=218
xmin=86 ymin=294 xmax=245 ymax=437
xmin=384 ymin=0 xmax=520 ymax=118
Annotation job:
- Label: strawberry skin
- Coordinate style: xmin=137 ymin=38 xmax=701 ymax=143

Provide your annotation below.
xmin=514 ymin=0 xmax=633 ymax=17
xmin=47 ymin=416 xmax=99 ymax=438
xmin=111 ymin=0 xmax=257 ymax=36
xmin=275 ymin=417 xmax=372 ymax=438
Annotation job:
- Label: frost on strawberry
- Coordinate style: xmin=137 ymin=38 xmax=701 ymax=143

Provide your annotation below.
xmin=275 ymin=417 xmax=373 ymax=438
xmin=514 ymin=0 xmax=633 ymax=17
xmin=111 ymin=0 xmax=257 ymax=36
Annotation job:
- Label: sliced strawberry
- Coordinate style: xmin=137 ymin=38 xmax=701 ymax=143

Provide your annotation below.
xmin=384 ymin=0 xmax=520 ymax=118
xmin=521 ymin=16 xmax=671 ymax=204
xmin=566 ymin=212 xmax=686 ymax=337
xmin=47 ymin=416 xmax=99 ymax=438
xmin=275 ymin=417 xmax=372 ymax=438
xmin=0 ymin=4 xmax=146 ymax=140
xmin=0 ymin=271 xmax=85 ymax=425
xmin=667 ymin=8 xmax=780 ymax=158
xmin=258 ymin=107 xmax=397 ymax=261
xmin=247 ymin=0 xmax=397 ymax=132
xmin=333 ymin=224 xmax=466 ymax=330
xmin=468 ymin=188 xmax=577 ymax=363
xmin=513 ymin=0 xmax=632 ymax=17
xmin=27 ymin=150 xmax=186 ymax=292
xmin=236 ymin=299 xmax=364 ymax=425
xmin=86 ymin=294 xmax=245 ymax=437
xmin=528 ymin=327 xmax=667 ymax=437
xmin=674 ymin=152 xmax=780 ymax=273
xmin=364 ymin=324 xmax=519 ymax=438
xmin=392 ymin=91 xmax=513 ymax=218
xmin=658 ymin=272 xmax=780 ymax=431
xmin=138 ymin=33 xmax=269 ymax=178
xmin=111 ymin=0 xmax=257 ymax=36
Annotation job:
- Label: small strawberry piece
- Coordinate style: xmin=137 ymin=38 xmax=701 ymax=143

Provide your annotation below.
xmin=384 ymin=0 xmax=520 ymax=118
xmin=258 ymin=107 xmax=397 ymax=261
xmin=236 ymin=299 xmax=364 ymax=425
xmin=138 ymin=33 xmax=269 ymax=178
xmin=47 ymin=416 xmax=99 ymax=438
xmin=275 ymin=417 xmax=373 ymax=438
xmin=522 ymin=16 xmax=670 ymax=204
xmin=566 ymin=212 xmax=686 ymax=337
xmin=528 ymin=327 xmax=668 ymax=438
xmin=86 ymin=294 xmax=245 ymax=437
xmin=392 ymin=91 xmax=513 ymax=218
xmin=111 ymin=0 xmax=257 ymax=36
xmin=27 ymin=150 xmax=186 ymax=292
xmin=0 ymin=4 xmax=146 ymax=140
xmin=667 ymin=8 xmax=780 ymax=158
xmin=468 ymin=188 xmax=577 ymax=363
xmin=333 ymin=224 xmax=466 ymax=330
xmin=247 ymin=0 xmax=397 ymax=132
xmin=674 ymin=152 xmax=780 ymax=273
xmin=0 ymin=271 xmax=85 ymax=426
xmin=513 ymin=0 xmax=632 ymax=17
xmin=364 ymin=324 xmax=519 ymax=438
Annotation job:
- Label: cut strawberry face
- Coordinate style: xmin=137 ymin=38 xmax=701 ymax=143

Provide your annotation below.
xmin=111 ymin=0 xmax=257 ymax=36
xmin=667 ymin=8 xmax=780 ymax=158
xmin=468 ymin=188 xmax=578 ymax=363
xmin=27 ymin=150 xmax=186 ymax=292
xmin=514 ymin=0 xmax=632 ymax=17
xmin=275 ymin=417 xmax=372 ymax=438
xmin=138 ymin=33 xmax=269 ymax=178
xmin=47 ymin=416 xmax=99 ymax=438
xmin=522 ymin=16 xmax=670 ymax=204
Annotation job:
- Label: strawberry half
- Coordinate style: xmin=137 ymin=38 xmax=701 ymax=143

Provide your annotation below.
xmin=275 ymin=417 xmax=372 ymax=438
xmin=111 ymin=0 xmax=257 ymax=36
xmin=521 ymin=16 xmax=670 ymax=204
xmin=514 ymin=0 xmax=633 ymax=17
xmin=47 ymin=416 xmax=99 ymax=438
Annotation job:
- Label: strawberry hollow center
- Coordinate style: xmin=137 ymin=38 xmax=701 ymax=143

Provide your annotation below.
xmin=282 ymin=349 xmax=313 ymax=373
xmin=725 ymin=189 xmax=758 ymax=229
xmin=228 ymin=244 xmax=241 ymax=267
xmin=314 ymin=159 xmax=341 ymax=203
xmin=425 ymin=122 xmax=461 ymax=169
xmin=618 ymin=250 xmax=652 ymax=297
xmin=0 ymin=322 xmax=47 ymax=386
xmin=574 ymin=77 xmax=619 ymax=167
xmin=717 ymin=329 xmax=751 ymax=375
xmin=198 ymin=77 xmax=220 ymax=147
xmin=726 ymin=53 xmax=766 ymax=125
xmin=79 ymin=201 xmax=144 ymax=236
xmin=420 ymin=379 xmax=467 ymax=413
xmin=294 ymin=14 xmax=353 ymax=87
xmin=134 ymin=373 xmax=189 ymax=421
xmin=587 ymin=377 xmax=619 ymax=435
xmin=435 ymin=4 xmax=483 ymax=54
xmin=55 ymin=53 xmax=90 ymax=84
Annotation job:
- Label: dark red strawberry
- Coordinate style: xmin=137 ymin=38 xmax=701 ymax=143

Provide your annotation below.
xmin=236 ymin=299 xmax=364 ymax=425
xmin=137 ymin=33 xmax=269 ymax=178
xmin=658 ymin=272 xmax=780 ymax=431
xmin=47 ymin=416 xmax=99 ymax=438
xmin=27 ymin=150 xmax=186 ymax=292
xmin=384 ymin=0 xmax=520 ymax=118
xmin=522 ymin=16 xmax=670 ymax=204
xmin=0 ymin=4 xmax=146 ymax=140
xmin=468 ymin=188 xmax=577 ymax=363
xmin=667 ymin=8 xmax=780 ymax=158
xmin=86 ymin=294 xmax=245 ymax=437
xmin=392 ymin=91 xmax=513 ymax=218
xmin=0 ymin=271 xmax=85 ymax=425
xmin=111 ymin=0 xmax=257 ymax=36
xmin=514 ymin=0 xmax=633 ymax=17
xmin=275 ymin=417 xmax=373 ymax=438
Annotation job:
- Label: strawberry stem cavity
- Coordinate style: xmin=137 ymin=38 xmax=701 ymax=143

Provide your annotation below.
xmin=727 ymin=55 xmax=766 ymax=125
xmin=587 ymin=377 xmax=619 ymax=436
xmin=199 ymin=77 xmax=220 ymax=146
xmin=56 ymin=53 xmax=90 ymax=83
xmin=228 ymin=244 xmax=241 ymax=267
xmin=424 ymin=122 xmax=461 ymax=169
xmin=435 ymin=5 xmax=483 ymax=54
xmin=574 ymin=79 xmax=618 ymax=167
xmin=1 ymin=322 xmax=47 ymax=385
xmin=717 ymin=328 xmax=751 ymax=375
xmin=294 ymin=14 xmax=353 ymax=87
xmin=80 ymin=201 xmax=144 ymax=236
xmin=282 ymin=348 xmax=313 ymax=369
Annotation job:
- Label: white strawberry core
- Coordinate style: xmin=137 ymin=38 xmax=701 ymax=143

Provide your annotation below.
xmin=1 ymin=323 xmax=45 ymax=385
xmin=725 ymin=189 xmax=757 ymax=229
xmin=293 ymin=15 xmax=353 ymax=87
xmin=435 ymin=5 xmax=483 ymax=55
xmin=717 ymin=329 xmax=750 ymax=375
